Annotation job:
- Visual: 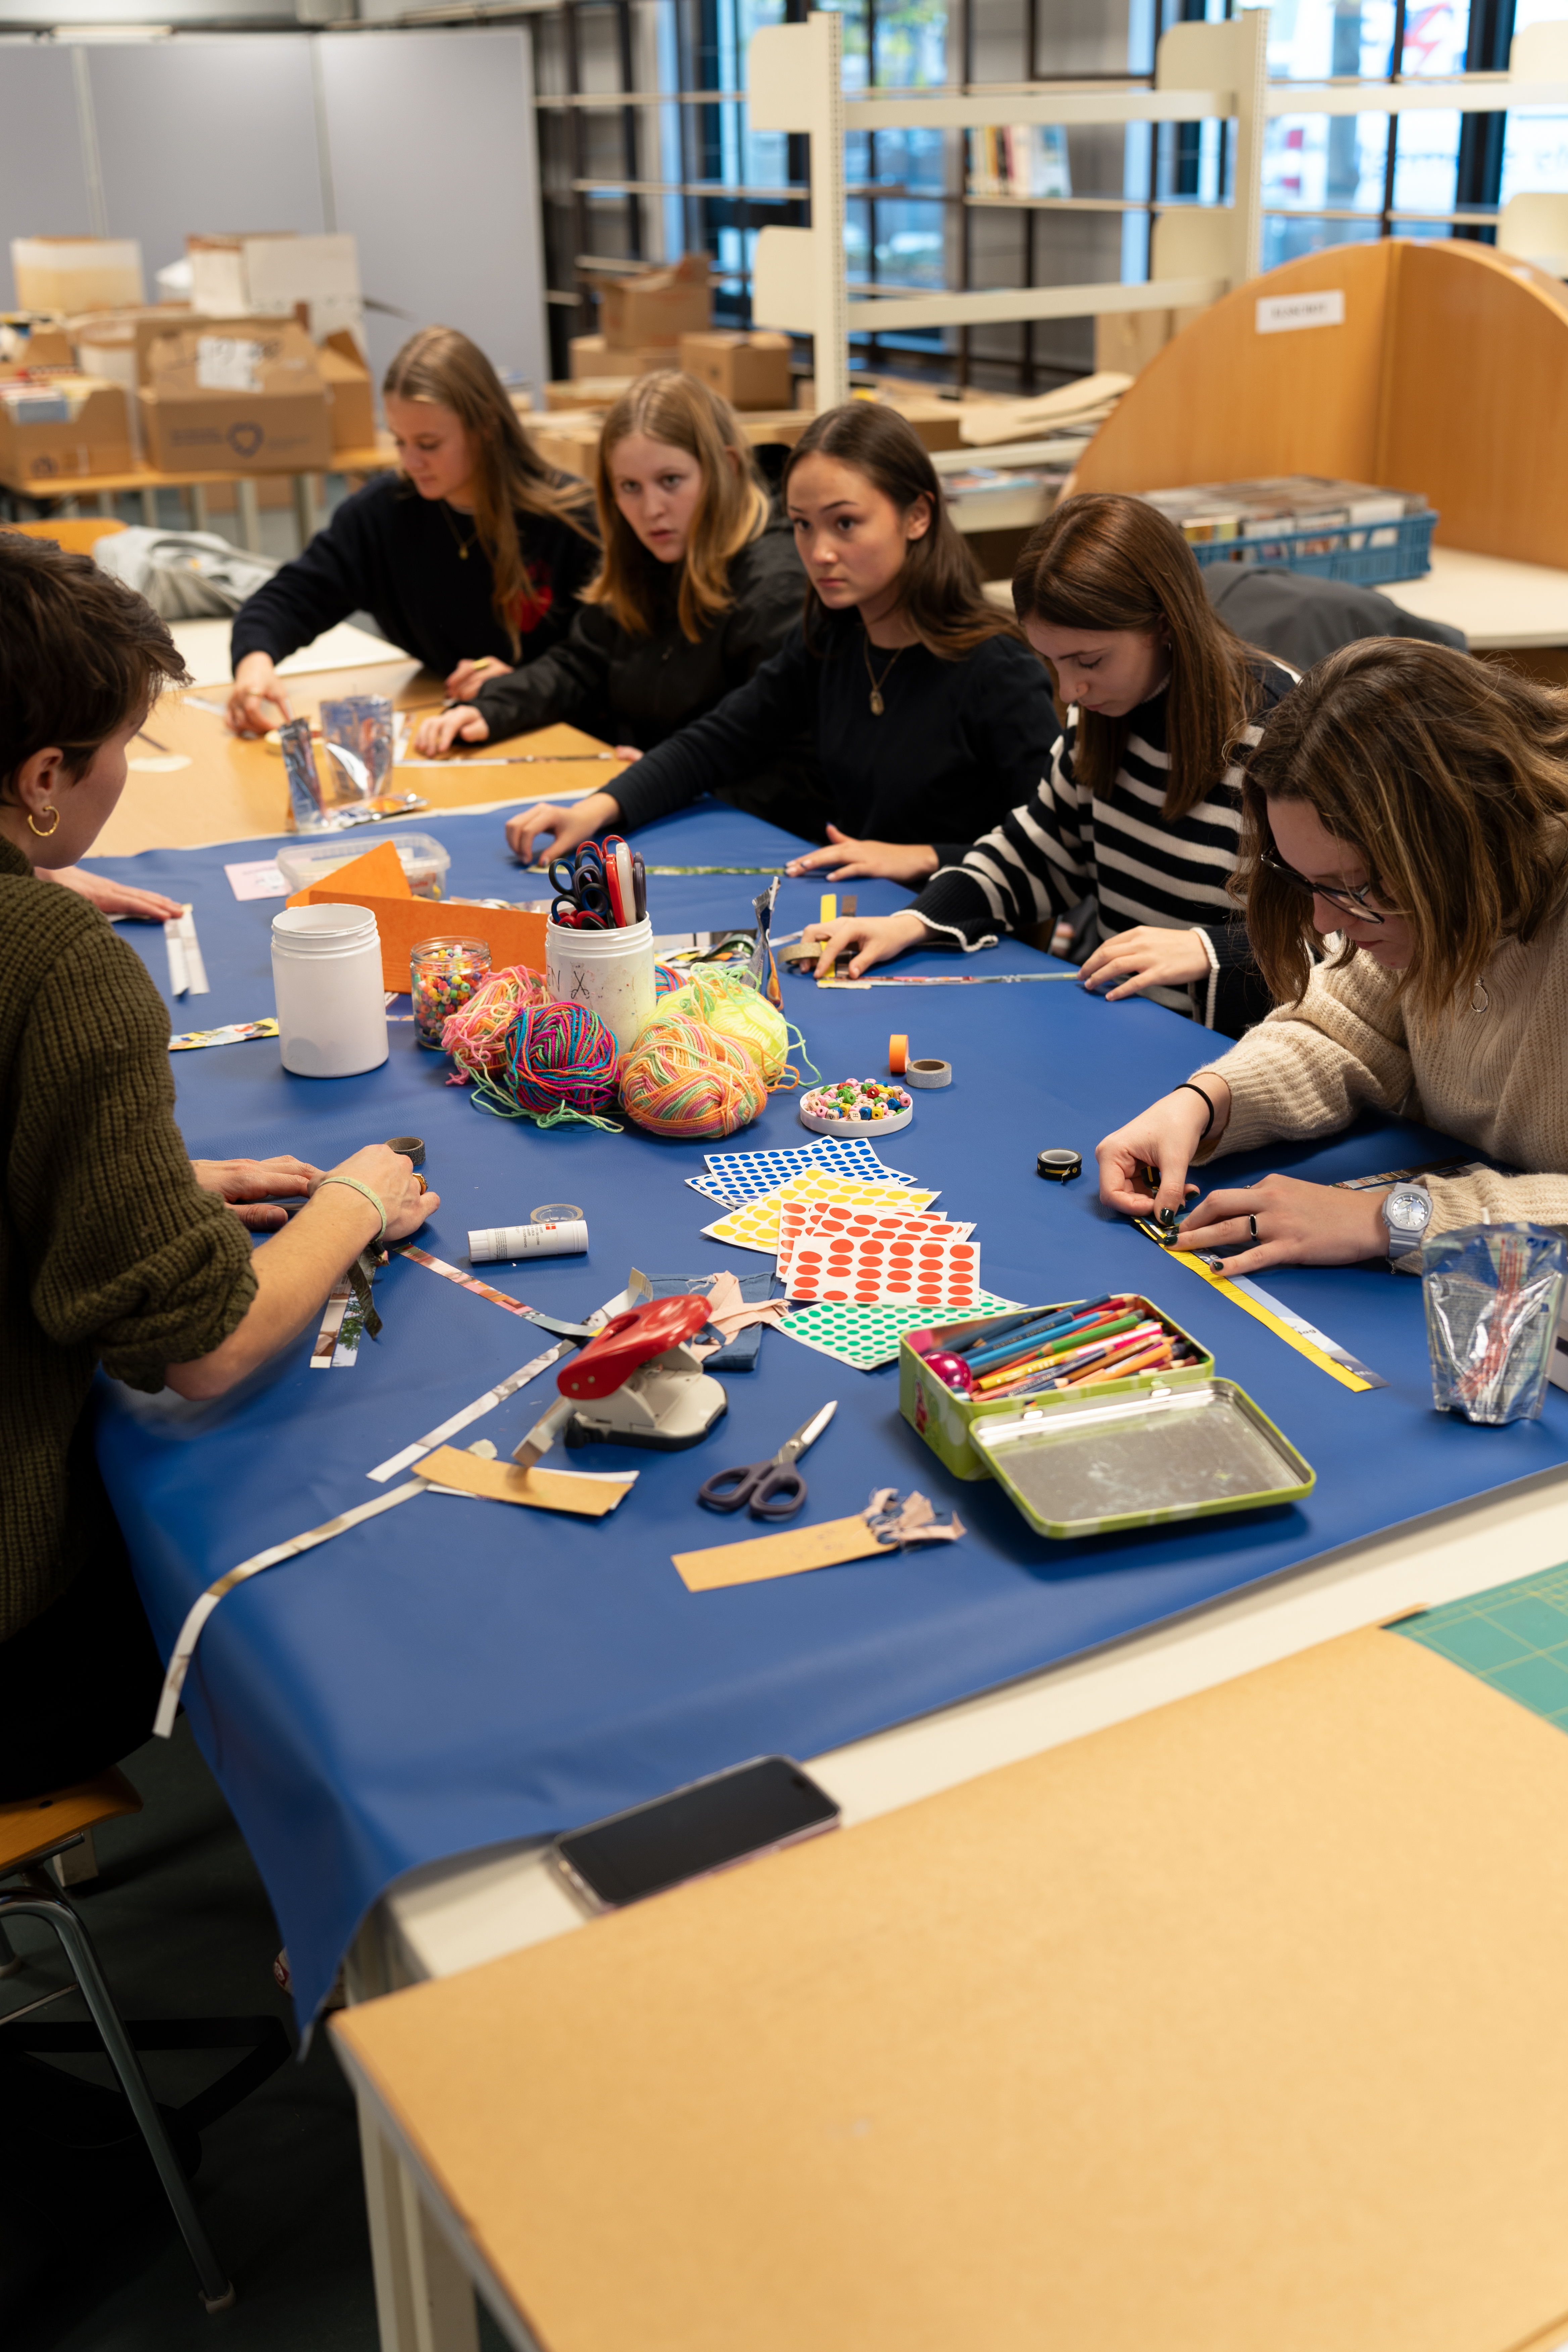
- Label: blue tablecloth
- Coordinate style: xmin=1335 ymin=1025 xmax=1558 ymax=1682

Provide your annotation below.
xmin=88 ymin=798 xmax=1568 ymax=2022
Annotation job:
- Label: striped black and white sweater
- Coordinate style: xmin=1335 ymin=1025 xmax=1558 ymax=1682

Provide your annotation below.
xmin=911 ymin=660 xmax=1295 ymax=1039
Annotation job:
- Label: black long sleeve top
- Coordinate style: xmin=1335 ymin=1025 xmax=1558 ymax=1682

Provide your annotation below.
xmin=607 ymin=611 xmax=1059 ymax=861
xmin=472 ymin=513 xmax=817 ymax=829
xmin=230 ymin=471 xmax=600 ymax=679
xmin=911 ymin=662 xmax=1296 ymax=1038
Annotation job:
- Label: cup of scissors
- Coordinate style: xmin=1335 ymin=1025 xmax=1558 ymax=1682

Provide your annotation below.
xmin=548 ymin=837 xmax=645 ymax=932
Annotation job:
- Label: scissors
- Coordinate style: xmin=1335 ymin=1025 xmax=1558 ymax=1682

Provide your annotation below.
xmin=696 ymin=1400 xmax=838 ymax=1520
xmin=549 ymin=844 xmax=613 ymax=929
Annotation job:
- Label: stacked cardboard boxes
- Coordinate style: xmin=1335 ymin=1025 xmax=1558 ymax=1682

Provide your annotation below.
xmin=0 ymin=375 xmax=133 ymax=484
xmin=138 ymin=320 xmax=333 ymax=473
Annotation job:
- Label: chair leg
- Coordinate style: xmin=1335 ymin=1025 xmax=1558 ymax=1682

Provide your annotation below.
xmin=0 ymin=1917 xmax=20 ymax=1977
xmin=0 ymin=1875 xmax=235 ymax=2312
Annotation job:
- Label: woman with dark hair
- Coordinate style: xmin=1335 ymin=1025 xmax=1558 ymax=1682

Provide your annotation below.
xmin=413 ymin=371 xmax=810 ymax=825
xmin=226 ymin=325 xmax=598 ymax=736
xmin=1097 ymin=640 xmax=1568 ymax=1266
xmin=507 ymin=400 xmax=1057 ymax=865
xmin=803 ymin=491 xmax=1296 ymax=1038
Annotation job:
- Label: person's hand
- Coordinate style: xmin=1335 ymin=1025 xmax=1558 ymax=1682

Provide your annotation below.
xmin=1177 ymin=1172 xmax=1389 ymax=1276
xmin=1080 ymin=926 xmax=1213 ymax=1000
xmin=324 ymin=1145 xmax=439 ymax=1243
xmin=45 ymin=867 xmax=185 ymax=922
xmin=504 ymin=790 xmax=623 ymax=867
xmin=786 ymin=827 xmax=940 ymax=886
xmin=414 ymin=705 xmax=490 ymax=758
xmin=445 ymin=656 xmax=512 ymax=702
xmin=803 ymin=909 xmax=929 ymax=980
xmin=1095 ymin=1079 xmax=1231 ymax=1224
xmin=612 ymin=745 xmax=642 ymax=765
xmin=227 ymin=653 xmax=291 ymax=738
xmin=193 ymin=1154 xmax=324 ymax=1233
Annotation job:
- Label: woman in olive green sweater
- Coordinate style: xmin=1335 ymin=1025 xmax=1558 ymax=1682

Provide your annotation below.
xmin=0 ymin=533 xmax=440 ymax=1800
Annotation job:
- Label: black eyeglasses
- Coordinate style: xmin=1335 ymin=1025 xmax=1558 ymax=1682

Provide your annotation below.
xmin=1259 ymin=849 xmax=1387 ymax=926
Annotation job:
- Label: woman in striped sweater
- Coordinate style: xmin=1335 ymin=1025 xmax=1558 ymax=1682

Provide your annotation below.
xmin=798 ymin=493 xmax=1295 ymax=1038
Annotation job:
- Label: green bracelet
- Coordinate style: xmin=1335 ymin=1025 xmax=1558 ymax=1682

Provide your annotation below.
xmin=316 ymin=1174 xmax=387 ymax=1240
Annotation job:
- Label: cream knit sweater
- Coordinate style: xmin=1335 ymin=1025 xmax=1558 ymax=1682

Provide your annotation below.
xmin=1191 ymin=912 xmax=1568 ymax=1239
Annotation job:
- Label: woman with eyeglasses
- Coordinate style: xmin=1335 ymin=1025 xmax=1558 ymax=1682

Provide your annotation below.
xmin=797 ymin=492 xmax=1296 ymax=1037
xmin=1095 ymin=638 xmax=1568 ymax=1272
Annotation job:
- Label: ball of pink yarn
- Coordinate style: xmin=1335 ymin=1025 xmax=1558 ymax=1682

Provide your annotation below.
xmin=442 ymin=963 xmax=551 ymax=1080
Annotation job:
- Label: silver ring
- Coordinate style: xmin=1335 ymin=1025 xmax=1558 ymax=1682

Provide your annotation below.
xmin=531 ymin=1202 xmax=584 ymax=1224
xmin=1248 ymin=1212 xmax=1258 ymax=1241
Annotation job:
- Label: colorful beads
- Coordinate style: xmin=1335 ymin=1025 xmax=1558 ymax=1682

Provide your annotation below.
xmin=410 ymin=935 xmax=490 ymax=1051
xmin=800 ymin=1077 xmax=913 ymax=1127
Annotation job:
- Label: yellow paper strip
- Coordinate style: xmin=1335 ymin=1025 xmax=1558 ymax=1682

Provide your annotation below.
xmin=673 ymin=1514 xmax=886 ymax=1592
xmin=416 ymin=1447 xmax=636 ymax=1516
xmin=1138 ymin=1228 xmax=1376 ymax=1393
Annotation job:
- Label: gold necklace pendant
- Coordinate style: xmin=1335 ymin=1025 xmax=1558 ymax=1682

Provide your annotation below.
xmin=863 ymin=634 xmax=903 ymax=717
xmin=870 ymin=684 xmax=884 ymax=717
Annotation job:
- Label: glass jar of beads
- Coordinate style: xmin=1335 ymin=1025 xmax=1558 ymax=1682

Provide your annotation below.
xmin=410 ymin=936 xmax=490 ymax=1051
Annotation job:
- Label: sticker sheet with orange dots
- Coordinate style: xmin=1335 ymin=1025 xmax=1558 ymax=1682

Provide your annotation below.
xmin=786 ymin=1211 xmax=982 ymax=1310
xmin=776 ymin=1195 xmax=974 ymax=1290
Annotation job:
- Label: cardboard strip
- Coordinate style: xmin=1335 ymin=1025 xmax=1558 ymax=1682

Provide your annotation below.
xmin=152 ymin=1480 xmax=427 ymax=1739
xmin=415 ymin=1447 xmax=635 ymax=1516
xmin=1136 ymin=1224 xmax=1386 ymax=1392
xmin=673 ymin=1514 xmax=888 ymax=1592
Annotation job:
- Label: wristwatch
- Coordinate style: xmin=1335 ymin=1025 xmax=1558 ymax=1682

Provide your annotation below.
xmin=1382 ymin=1182 xmax=1434 ymax=1264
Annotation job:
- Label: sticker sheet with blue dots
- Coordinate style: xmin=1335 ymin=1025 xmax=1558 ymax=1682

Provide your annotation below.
xmin=699 ymin=1139 xmax=920 ymax=1203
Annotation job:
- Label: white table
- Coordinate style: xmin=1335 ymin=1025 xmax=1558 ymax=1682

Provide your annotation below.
xmin=1382 ymin=544 xmax=1568 ymax=648
xmin=344 ymin=1454 xmax=1568 ymax=2352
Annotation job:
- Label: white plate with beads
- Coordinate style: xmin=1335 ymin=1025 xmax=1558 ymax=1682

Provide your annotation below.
xmin=799 ymin=1078 xmax=914 ymax=1137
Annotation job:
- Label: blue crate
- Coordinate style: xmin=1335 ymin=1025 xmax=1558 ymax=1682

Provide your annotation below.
xmin=1188 ymin=506 xmax=1436 ymax=587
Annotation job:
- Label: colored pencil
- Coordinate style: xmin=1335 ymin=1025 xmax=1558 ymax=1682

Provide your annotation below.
xmin=972 ymin=1311 xmax=1145 ymax=1390
xmin=985 ymin=1322 xmax=1163 ymax=1396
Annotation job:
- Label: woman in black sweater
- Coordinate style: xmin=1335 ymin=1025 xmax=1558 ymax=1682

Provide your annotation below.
xmin=416 ymin=371 xmax=812 ymax=826
xmin=504 ymin=402 xmax=1058 ymax=868
xmin=227 ymin=326 xmax=597 ymax=735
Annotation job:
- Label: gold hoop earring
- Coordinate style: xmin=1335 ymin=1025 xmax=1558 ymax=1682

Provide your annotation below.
xmin=27 ymin=805 xmax=61 ymax=838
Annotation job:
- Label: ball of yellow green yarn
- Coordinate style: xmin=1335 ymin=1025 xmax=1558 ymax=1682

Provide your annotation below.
xmin=619 ymin=1006 xmax=768 ymax=1139
xmin=667 ymin=970 xmax=790 ymax=1087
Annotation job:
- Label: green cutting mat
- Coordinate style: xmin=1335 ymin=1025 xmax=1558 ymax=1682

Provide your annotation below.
xmin=1395 ymin=1562 xmax=1568 ymax=1731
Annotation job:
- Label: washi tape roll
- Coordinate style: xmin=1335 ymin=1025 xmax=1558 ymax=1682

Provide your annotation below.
xmin=469 ymin=1221 xmax=589 ymax=1262
xmin=1036 ymin=1148 xmax=1082 ymax=1182
xmin=906 ymin=1058 xmax=951 ymax=1088
xmin=386 ymin=1134 xmax=426 ymax=1168
xmin=530 ymin=1202 xmax=584 ymax=1224
xmin=888 ymin=1034 xmax=909 ymax=1075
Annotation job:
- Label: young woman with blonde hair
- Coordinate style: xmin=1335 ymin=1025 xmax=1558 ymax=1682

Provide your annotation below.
xmin=801 ymin=491 xmax=1295 ymax=1037
xmin=415 ymin=370 xmax=811 ymax=823
xmin=227 ymin=325 xmax=598 ymax=735
xmin=506 ymin=399 xmax=1057 ymax=867
xmin=1096 ymin=639 xmax=1568 ymax=1268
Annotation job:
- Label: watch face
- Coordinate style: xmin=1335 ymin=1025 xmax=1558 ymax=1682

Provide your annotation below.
xmin=1386 ymin=1190 xmax=1430 ymax=1232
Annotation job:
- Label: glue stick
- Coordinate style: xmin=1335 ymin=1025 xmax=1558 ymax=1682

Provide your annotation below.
xmin=468 ymin=1220 xmax=588 ymax=1263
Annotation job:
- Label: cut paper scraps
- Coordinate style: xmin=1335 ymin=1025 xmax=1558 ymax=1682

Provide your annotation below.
xmin=702 ymin=1173 xmax=938 ymax=1257
xmin=414 ymin=1447 xmax=635 ymax=1516
xmin=778 ymin=1288 xmax=1023 ymax=1373
xmin=674 ymin=1486 xmax=965 ymax=1592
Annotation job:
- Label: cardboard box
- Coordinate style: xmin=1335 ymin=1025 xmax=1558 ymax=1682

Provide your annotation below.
xmin=678 ymin=330 xmax=793 ymax=410
xmin=139 ymin=320 xmax=331 ymax=472
xmin=318 ymin=331 xmax=374 ymax=451
xmin=12 ymin=237 xmax=144 ymax=315
xmin=0 ymin=374 xmax=133 ymax=483
xmin=525 ymin=414 xmax=603 ymax=482
xmin=568 ymin=334 xmax=676 ymax=383
xmin=188 ymin=232 xmax=364 ymax=351
xmin=598 ymin=254 xmax=710 ymax=350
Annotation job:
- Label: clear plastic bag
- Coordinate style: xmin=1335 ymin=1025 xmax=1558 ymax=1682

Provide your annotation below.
xmin=1423 ymin=1221 xmax=1567 ymax=1425
xmin=319 ymin=695 xmax=394 ymax=806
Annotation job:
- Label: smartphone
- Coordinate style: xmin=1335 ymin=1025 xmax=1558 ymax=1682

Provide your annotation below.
xmin=550 ymin=1756 xmax=840 ymax=1912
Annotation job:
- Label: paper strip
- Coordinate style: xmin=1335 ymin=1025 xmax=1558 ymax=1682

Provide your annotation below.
xmin=169 ymin=1019 xmax=279 ymax=1052
xmin=673 ymin=1514 xmax=887 ymax=1592
xmin=397 ymin=1244 xmax=538 ymax=1318
xmin=311 ymin=1281 xmax=352 ymax=1368
xmin=1136 ymin=1226 xmax=1385 ymax=1392
xmin=163 ymin=904 xmax=208 ymax=997
xmin=152 ymin=1480 xmax=427 ymax=1739
xmin=415 ymin=1447 xmax=635 ymax=1515
xmin=366 ymin=1343 xmax=572 ymax=1481
xmin=818 ymin=971 xmax=1080 ymax=989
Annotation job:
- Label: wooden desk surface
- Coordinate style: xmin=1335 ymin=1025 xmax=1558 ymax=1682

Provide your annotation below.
xmin=98 ymin=657 xmax=627 ymax=855
xmin=336 ymin=1628 xmax=1568 ymax=2352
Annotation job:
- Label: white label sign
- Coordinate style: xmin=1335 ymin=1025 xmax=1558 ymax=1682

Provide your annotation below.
xmin=195 ymin=335 xmax=264 ymax=392
xmin=1256 ymin=289 xmax=1345 ymax=335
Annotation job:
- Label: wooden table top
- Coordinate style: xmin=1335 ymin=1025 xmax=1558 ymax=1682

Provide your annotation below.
xmin=97 ymin=655 xmax=628 ymax=856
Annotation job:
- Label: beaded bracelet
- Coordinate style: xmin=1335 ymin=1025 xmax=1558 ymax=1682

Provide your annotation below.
xmin=316 ymin=1174 xmax=387 ymax=1239
xmin=1174 ymin=1081 xmax=1215 ymax=1138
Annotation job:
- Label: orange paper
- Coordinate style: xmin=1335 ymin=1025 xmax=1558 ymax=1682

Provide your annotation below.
xmin=416 ymin=1447 xmax=634 ymax=1517
xmin=673 ymin=1514 xmax=886 ymax=1592
xmin=287 ymin=847 xmax=550 ymax=993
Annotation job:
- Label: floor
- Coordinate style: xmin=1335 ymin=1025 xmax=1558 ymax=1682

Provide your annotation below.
xmin=0 ymin=1718 xmax=507 ymax=2352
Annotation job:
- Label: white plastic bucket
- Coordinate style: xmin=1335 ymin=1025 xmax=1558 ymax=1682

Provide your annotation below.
xmin=545 ymin=916 xmax=656 ymax=1061
xmin=271 ymin=903 xmax=388 ymax=1078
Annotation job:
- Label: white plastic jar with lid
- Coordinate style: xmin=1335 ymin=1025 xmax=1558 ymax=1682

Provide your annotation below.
xmin=271 ymin=904 xmax=388 ymax=1077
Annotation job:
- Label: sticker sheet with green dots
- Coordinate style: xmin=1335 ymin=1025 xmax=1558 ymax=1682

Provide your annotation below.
xmin=1395 ymin=1562 xmax=1568 ymax=1732
xmin=778 ymin=1289 xmax=1024 ymax=1373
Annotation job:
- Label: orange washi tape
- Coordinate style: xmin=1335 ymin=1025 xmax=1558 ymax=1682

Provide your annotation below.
xmin=888 ymin=1033 xmax=909 ymax=1075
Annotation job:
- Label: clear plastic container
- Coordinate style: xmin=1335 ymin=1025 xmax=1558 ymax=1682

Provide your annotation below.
xmin=275 ymin=830 xmax=451 ymax=902
xmin=411 ymin=935 xmax=491 ymax=1051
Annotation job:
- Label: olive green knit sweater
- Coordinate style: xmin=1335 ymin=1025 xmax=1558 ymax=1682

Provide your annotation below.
xmin=1 ymin=837 xmax=256 ymax=1641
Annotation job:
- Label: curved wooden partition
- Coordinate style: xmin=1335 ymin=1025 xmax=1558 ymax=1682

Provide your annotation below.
xmin=1073 ymin=239 xmax=1568 ymax=568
